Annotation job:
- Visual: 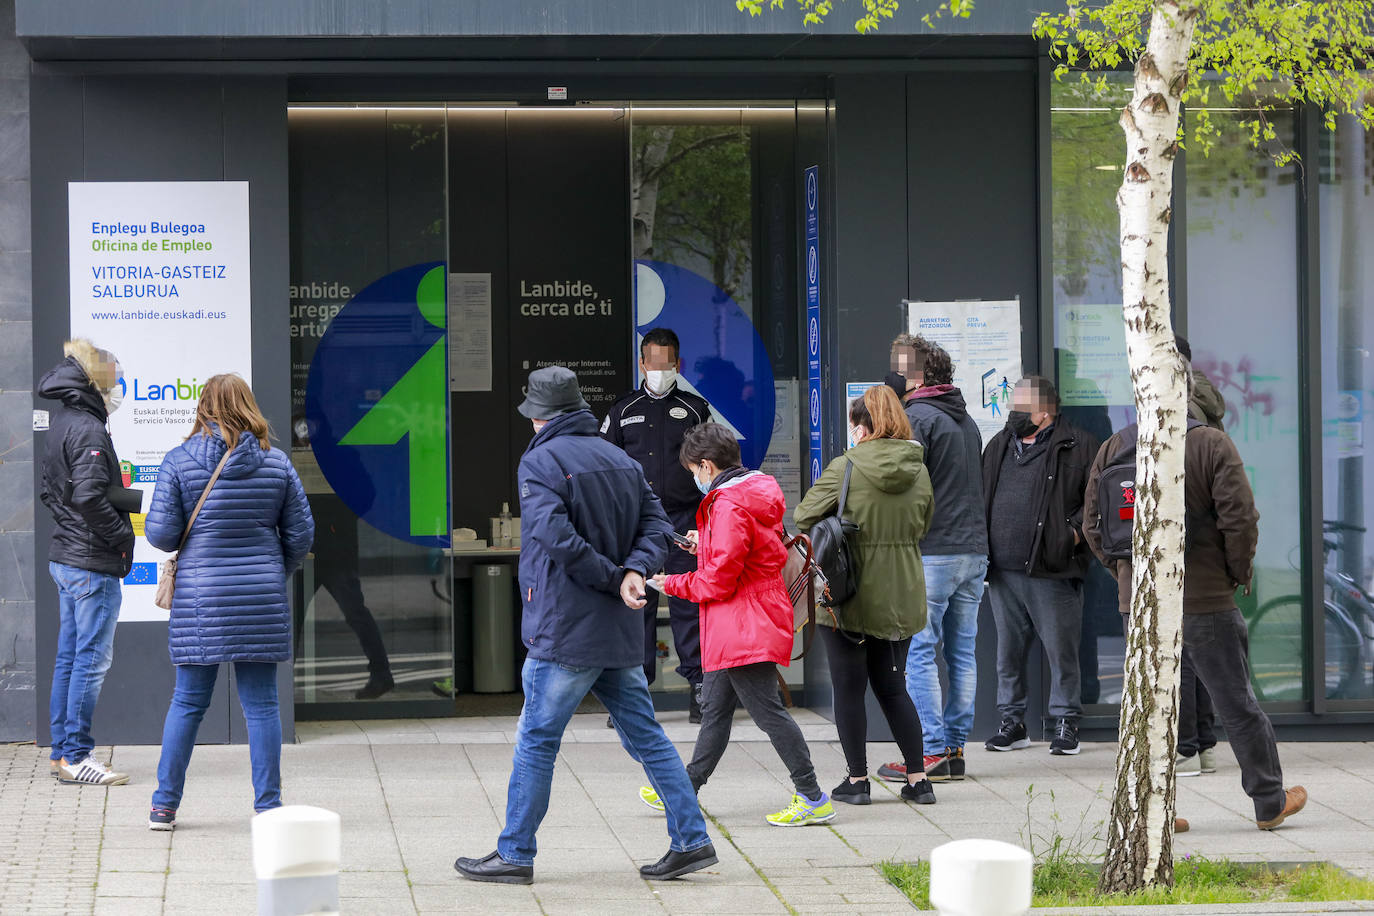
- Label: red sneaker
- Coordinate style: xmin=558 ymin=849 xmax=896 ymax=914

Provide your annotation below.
xmin=875 ymin=762 xmax=907 ymax=782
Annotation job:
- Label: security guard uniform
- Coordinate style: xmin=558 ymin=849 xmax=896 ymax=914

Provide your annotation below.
xmin=601 ymin=382 xmax=710 ymax=701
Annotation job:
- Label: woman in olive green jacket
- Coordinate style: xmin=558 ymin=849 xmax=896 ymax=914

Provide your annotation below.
xmin=794 ymin=385 xmax=936 ymax=806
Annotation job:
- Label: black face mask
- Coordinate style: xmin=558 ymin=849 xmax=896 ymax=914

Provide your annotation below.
xmin=883 ymin=372 xmax=908 ymax=402
xmin=1007 ymin=410 xmax=1039 ymax=439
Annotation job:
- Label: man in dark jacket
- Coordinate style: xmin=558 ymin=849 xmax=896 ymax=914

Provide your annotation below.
xmin=876 ymin=335 xmax=988 ymax=784
xmin=37 ymin=340 xmax=134 ymax=787
xmin=1083 ymin=372 xmax=1307 ymax=830
xmin=981 ymin=376 xmax=1098 ymax=756
xmin=602 ymin=327 xmax=710 ymax=720
xmin=455 ymin=366 xmax=716 ymax=886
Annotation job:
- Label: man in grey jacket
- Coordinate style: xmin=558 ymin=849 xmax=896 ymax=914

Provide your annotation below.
xmin=877 ymin=335 xmax=989 ymax=783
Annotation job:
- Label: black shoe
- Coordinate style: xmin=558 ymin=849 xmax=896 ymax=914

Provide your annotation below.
xmin=355 ymin=674 xmax=394 ymax=700
xmin=639 ymin=843 xmax=718 ymax=880
xmin=454 ymin=850 xmax=533 ymax=885
xmin=901 ymin=779 xmax=937 ymax=805
xmin=985 ymin=718 xmax=1030 ymax=752
xmin=688 ymin=681 xmax=704 ymax=724
xmin=831 ymin=778 xmax=871 ymax=806
xmin=1049 ymin=718 xmax=1080 ymax=756
xmin=925 ymin=746 xmax=966 ymax=781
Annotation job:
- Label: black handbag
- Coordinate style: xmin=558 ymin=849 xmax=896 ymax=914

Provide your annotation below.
xmin=807 ymin=458 xmax=860 ymax=608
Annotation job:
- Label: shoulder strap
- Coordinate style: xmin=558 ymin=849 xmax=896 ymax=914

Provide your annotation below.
xmin=177 ymin=447 xmax=234 ymax=552
xmin=837 ymin=457 xmax=853 ymax=517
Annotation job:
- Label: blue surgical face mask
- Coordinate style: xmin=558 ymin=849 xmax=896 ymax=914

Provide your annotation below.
xmin=693 ymin=466 xmax=711 ymax=495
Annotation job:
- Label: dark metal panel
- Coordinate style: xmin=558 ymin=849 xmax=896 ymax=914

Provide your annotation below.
xmin=832 ymin=75 xmax=907 ymax=422
xmin=17 ymin=0 xmax=1045 ymax=41
xmin=908 ymin=69 xmax=1039 ymax=364
xmin=1296 ymin=104 xmax=1324 ymax=715
xmin=30 ymin=72 xmax=84 ymax=749
xmin=224 ymin=76 xmax=294 ymax=740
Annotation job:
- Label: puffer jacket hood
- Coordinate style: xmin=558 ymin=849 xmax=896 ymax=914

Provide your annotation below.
xmin=662 ymin=471 xmax=795 ymax=672
xmin=185 ymin=424 xmax=267 ymax=480
xmin=38 ymin=357 xmax=107 ymax=421
xmin=908 ymin=384 xmax=969 ymax=422
xmin=845 ymin=437 xmax=925 ymax=494
xmin=1190 ymin=370 xmax=1226 ymax=430
xmin=707 ymin=469 xmax=785 ymax=528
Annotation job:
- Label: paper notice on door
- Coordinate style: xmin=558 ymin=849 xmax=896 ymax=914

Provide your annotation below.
xmin=448 ymin=272 xmax=493 ymax=392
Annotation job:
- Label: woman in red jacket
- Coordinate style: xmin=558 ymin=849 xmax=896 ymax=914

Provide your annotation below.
xmin=639 ymin=423 xmax=834 ymax=828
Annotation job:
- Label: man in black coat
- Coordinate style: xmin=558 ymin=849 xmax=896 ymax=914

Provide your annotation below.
xmin=601 ymin=327 xmax=710 ymax=721
xmin=980 ymin=375 xmax=1099 ymax=757
xmin=36 ymin=340 xmax=134 ymax=787
xmin=455 ymin=366 xmax=716 ymax=886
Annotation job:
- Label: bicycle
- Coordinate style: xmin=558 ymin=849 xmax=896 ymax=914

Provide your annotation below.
xmin=1246 ymin=520 xmax=1374 ymax=702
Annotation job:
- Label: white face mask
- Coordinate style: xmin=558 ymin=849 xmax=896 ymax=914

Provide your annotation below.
xmin=104 ymin=385 xmax=123 ymax=414
xmin=644 ymin=369 xmax=677 ymax=395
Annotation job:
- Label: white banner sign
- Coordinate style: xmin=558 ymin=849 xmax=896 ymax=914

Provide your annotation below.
xmin=905 ymin=299 xmax=1023 ymax=442
xmin=69 ymin=181 xmax=253 ymax=622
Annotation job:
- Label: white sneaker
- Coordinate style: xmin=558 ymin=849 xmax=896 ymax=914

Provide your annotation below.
xmin=1199 ymin=747 xmax=1217 ymax=773
xmin=1176 ymin=754 xmax=1202 ymax=777
xmin=59 ymin=757 xmax=130 ymax=786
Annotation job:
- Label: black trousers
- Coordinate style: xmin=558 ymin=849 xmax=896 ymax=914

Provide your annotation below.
xmin=642 ymin=542 xmax=702 ymax=688
xmin=685 ymin=662 xmax=821 ymax=800
xmin=1183 ymin=609 xmax=1285 ymax=822
xmin=1177 ymin=646 xmax=1217 ymax=756
xmin=821 ymin=626 xmax=925 ymax=778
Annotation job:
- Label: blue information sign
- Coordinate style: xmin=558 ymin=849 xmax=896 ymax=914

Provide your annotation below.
xmin=804 ymin=165 xmax=823 ymax=485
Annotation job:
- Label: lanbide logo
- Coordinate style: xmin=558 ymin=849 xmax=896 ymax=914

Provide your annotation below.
xmin=129 ymin=377 xmax=207 ymax=401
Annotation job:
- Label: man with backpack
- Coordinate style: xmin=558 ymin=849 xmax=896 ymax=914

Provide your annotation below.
xmin=1082 ymin=372 xmax=1308 ymax=830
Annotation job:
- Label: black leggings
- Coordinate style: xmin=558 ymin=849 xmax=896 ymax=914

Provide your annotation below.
xmin=821 ymin=626 xmax=925 ymax=779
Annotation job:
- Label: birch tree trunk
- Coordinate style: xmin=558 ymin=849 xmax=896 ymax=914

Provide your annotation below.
xmin=1099 ymin=0 xmax=1199 ymax=894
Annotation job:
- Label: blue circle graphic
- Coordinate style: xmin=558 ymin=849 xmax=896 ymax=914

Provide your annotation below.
xmin=635 ymin=260 xmax=776 ymax=469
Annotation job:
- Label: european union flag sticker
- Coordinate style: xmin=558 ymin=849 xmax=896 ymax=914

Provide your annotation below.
xmin=124 ymin=563 xmax=157 ymax=586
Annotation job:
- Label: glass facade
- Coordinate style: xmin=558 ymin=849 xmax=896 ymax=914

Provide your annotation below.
xmin=287 ymin=103 xmax=807 ymax=713
xmin=1317 ymin=108 xmax=1374 ymax=702
xmin=1049 ymin=75 xmax=1134 ymax=707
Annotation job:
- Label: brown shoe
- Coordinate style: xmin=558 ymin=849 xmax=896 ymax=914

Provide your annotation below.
xmin=1256 ymin=786 xmax=1307 ymax=830
xmin=1174 ymin=817 xmax=1190 ymax=833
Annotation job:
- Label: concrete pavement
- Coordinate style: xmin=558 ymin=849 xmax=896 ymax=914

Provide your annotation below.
xmin=2 ymin=710 xmax=1372 ymax=914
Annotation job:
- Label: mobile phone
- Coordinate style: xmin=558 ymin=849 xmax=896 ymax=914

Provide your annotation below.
xmin=670 ymin=531 xmax=694 ymax=548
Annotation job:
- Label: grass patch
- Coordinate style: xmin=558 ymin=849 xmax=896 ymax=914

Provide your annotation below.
xmin=879 ymin=858 xmax=1374 ymax=909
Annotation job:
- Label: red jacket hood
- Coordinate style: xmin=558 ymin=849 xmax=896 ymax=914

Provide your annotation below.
xmin=702 ymin=471 xmax=785 ymax=529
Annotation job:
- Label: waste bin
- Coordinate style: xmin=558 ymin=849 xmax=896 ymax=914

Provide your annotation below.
xmin=473 ymin=564 xmax=516 ymax=693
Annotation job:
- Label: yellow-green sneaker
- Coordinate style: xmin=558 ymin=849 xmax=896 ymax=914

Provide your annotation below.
xmin=765 ymin=793 xmax=835 ymax=827
xmin=639 ymin=785 xmax=665 ymax=812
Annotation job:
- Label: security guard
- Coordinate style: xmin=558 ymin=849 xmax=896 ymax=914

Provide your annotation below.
xmin=602 ymin=327 xmax=710 ymax=722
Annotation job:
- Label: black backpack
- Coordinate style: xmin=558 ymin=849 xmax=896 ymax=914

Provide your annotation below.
xmin=1095 ymin=419 xmax=1205 ymax=561
xmin=807 ymin=458 xmax=861 ymax=608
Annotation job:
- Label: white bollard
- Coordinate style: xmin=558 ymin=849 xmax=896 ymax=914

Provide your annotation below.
xmin=251 ymin=805 xmax=342 ymax=915
xmin=929 ymin=838 xmax=1033 ymax=916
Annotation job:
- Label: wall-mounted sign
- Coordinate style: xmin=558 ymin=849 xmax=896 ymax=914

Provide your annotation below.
xmin=804 ymin=165 xmax=822 ymax=486
xmin=68 ymin=180 xmax=252 ymax=622
xmin=904 ymin=298 xmax=1022 ymax=442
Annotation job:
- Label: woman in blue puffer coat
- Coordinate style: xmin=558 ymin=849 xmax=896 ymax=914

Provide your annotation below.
xmin=144 ymin=374 xmax=314 ymax=830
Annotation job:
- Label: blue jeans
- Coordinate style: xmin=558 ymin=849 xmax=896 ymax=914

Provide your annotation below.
xmin=48 ymin=561 xmax=122 ymax=764
xmin=152 ymin=662 xmax=282 ymax=813
xmin=906 ymin=553 xmax=988 ymax=755
xmin=498 ymin=658 xmax=711 ymax=866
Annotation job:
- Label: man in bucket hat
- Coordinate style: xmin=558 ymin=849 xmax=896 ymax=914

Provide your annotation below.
xmin=455 ymin=366 xmax=717 ymax=885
